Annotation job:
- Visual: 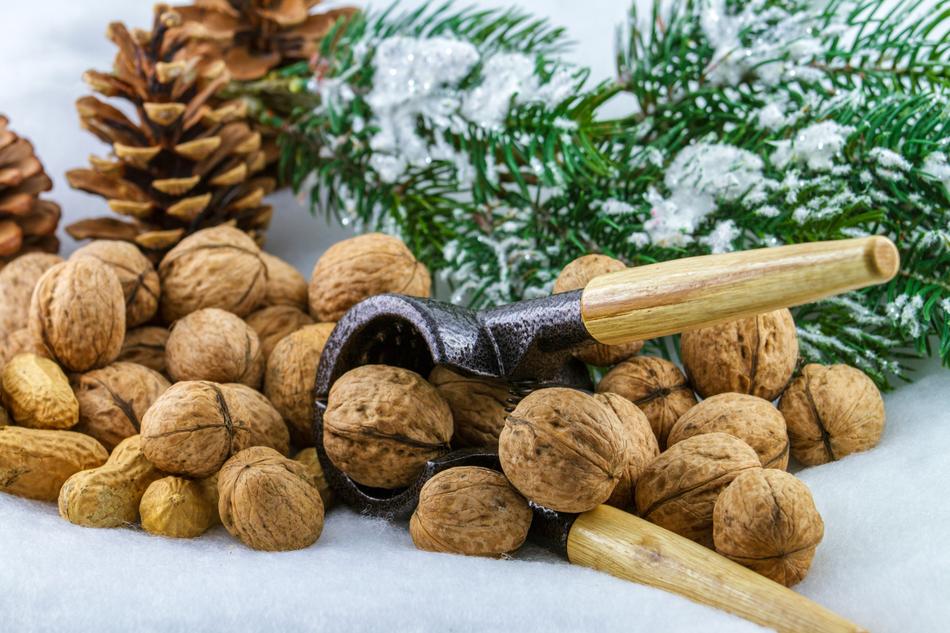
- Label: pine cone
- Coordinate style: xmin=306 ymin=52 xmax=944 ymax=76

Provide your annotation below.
xmin=175 ymin=0 xmax=357 ymax=81
xmin=0 ymin=116 xmax=61 ymax=267
xmin=65 ymin=7 xmax=274 ymax=258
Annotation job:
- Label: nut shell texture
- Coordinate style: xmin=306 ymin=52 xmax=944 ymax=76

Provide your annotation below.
xmin=308 ymin=233 xmax=431 ymax=322
xmin=0 ymin=253 xmax=63 ymax=336
xmin=668 ymin=393 xmax=790 ymax=470
xmin=218 ymin=446 xmax=325 ymax=551
xmin=71 ymin=240 xmax=160 ymax=327
xmin=323 ymin=365 xmax=452 ymax=489
xmin=29 ymin=258 xmax=126 ymax=372
xmin=499 ymin=388 xmax=625 ymax=513
xmin=166 ymin=308 xmax=264 ymax=387
xmin=635 ymin=432 xmax=761 ymax=546
xmin=260 ymin=252 xmax=308 ymax=310
xmin=0 ymin=328 xmax=42 ymax=372
xmin=681 ymin=309 xmax=798 ymax=401
xmin=593 ymin=392 xmax=660 ymax=510
xmin=1 ymin=353 xmax=78 ymax=429
xmin=245 ymin=304 xmax=314 ymax=359
xmin=713 ymin=469 xmax=824 ymax=586
xmin=118 ymin=327 xmax=169 ymax=374
xmin=428 ymin=365 xmax=514 ymax=449
xmin=159 ymin=225 xmax=266 ymax=322
xmin=294 ymin=447 xmax=333 ymax=508
xmin=140 ymin=476 xmax=217 ymax=538
xmin=0 ymin=426 xmax=108 ymax=501
xmin=410 ymin=466 xmax=532 ymax=557
xmin=778 ymin=363 xmax=885 ymax=465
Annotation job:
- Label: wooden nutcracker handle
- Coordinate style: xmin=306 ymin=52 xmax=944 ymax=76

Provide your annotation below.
xmin=582 ymin=236 xmax=899 ymax=344
xmin=567 ymin=506 xmax=865 ymax=633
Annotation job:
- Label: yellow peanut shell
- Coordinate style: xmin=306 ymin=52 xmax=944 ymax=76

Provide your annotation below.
xmin=1 ymin=353 xmax=78 ymax=429
xmin=0 ymin=426 xmax=108 ymax=501
xmin=140 ymin=476 xmax=217 ymax=538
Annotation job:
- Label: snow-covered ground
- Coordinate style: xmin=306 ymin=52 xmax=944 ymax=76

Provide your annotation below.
xmin=0 ymin=1 xmax=947 ymax=631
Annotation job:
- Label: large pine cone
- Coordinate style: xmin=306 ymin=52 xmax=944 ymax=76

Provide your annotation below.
xmin=65 ymin=8 xmax=275 ymax=258
xmin=0 ymin=116 xmax=60 ymax=266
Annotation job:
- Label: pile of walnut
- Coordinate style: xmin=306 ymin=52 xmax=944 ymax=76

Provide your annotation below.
xmin=0 ymin=227 xmax=428 ymax=551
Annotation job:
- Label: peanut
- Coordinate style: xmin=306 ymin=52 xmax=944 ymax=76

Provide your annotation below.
xmin=1 ymin=353 xmax=78 ymax=429
xmin=0 ymin=426 xmax=108 ymax=501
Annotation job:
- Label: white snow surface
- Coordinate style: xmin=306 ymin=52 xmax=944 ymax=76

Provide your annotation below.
xmin=1 ymin=1 xmax=949 ymax=632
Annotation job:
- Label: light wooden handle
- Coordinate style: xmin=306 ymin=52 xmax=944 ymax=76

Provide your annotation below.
xmin=567 ymin=505 xmax=865 ymax=633
xmin=582 ymin=236 xmax=898 ymax=344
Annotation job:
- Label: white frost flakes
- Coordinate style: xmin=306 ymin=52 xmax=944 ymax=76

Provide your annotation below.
xmin=594 ymin=199 xmax=637 ymax=216
xmin=770 ymin=121 xmax=854 ymax=171
xmin=886 ymin=294 xmax=926 ymax=339
xmin=870 ymin=147 xmax=912 ymax=172
xmin=699 ymin=220 xmax=739 ymax=253
xmin=755 ymin=205 xmax=781 ymax=218
xmin=461 ymin=53 xmax=537 ymax=130
xmin=922 ymin=152 xmax=950 ymax=191
xmin=757 ymin=103 xmax=789 ymax=130
xmin=941 ymin=297 xmax=950 ymax=315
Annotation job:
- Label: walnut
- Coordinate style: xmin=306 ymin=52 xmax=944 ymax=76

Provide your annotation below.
xmin=264 ymin=323 xmax=336 ymax=446
xmin=778 ymin=363 xmax=885 ymax=466
xmin=593 ymin=392 xmax=660 ymax=511
xmin=428 ymin=365 xmax=518 ymax=449
xmin=260 ymin=252 xmax=308 ymax=310
xmin=668 ymin=393 xmax=790 ymax=470
xmin=308 ymin=233 xmax=431 ymax=322
xmin=293 ymin=447 xmax=333 ymax=508
xmin=713 ymin=469 xmax=824 ymax=586
xmin=0 ymin=253 xmax=62 ymax=336
xmin=29 ymin=258 xmax=126 ymax=372
xmin=165 ymin=308 xmax=264 ymax=387
xmin=596 ymin=356 xmax=698 ymax=449
xmin=553 ymin=254 xmax=643 ymax=366
xmin=410 ymin=466 xmax=532 ymax=557
xmin=141 ymin=381 xmax=290 ymax=478
xmin=681 ymin=309 xmax=799 ymax=401
xmin=117 ymin=327 xmax=169 ymax=374
xmin=140 ymin=475 xmax=218 ymax=539
xmin=323 ymin=364 xmax=452 ymax=489
xmin=71 ymin=240 xmax=160 ymax=327
xmin=245 ymin=304 xmax=314 ymax=360
xmin=499 ymin=387 xmax=625 ymax=513
xmin=73 ymin=362 xmax=170 ymax=451
xmin=218 ymin=446 xmax=325 ymax=551
xmin=635 ymin=432 xmax=761 ymax=547
xmin=0 ymin=328 xmax=42 ymax=372
xmin=159 ymin=225 xmax=267 ymax=322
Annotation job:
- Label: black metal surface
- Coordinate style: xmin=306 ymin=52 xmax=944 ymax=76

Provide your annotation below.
xmin=528 ymin=503 xmax=579 ymax=558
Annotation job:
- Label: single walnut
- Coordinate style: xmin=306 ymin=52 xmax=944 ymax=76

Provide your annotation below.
xmin=681 ymin=309 xmax=799 ymax=401
xmin=141 ymin=381 xmax=290 ymax=478
xmin=499 ymin=388 xmax=625 ymax=513
xmin=73 ymin=362 xmax=170 ymax=451
xmin=635 ymin=432 xmax=761 ymax=547
xmin=0 ymin=328 xmax=42 ymax=372
xmin=428 ymin=365 xmax=521 ymax=449
xmin=713 ymin=469 xmax=824 ymax=586
xmin=0 ymin=253 xmax=62 ymax=336
xmin=1 ymin=353 xmax=78 ymax=429
xmin=308 ymin=233 xmax=431 ymax=322
xmin=165 ymin=308 xmax=264 ymax=387
xmin=260 ymin=252 xmax=308 ymax=310
xmin=593 ymin=392 xmax=660 ymax=511
xmin=553 ymin=254 xmax=643 ymax=366
xmin=218 ymin=446 xmax=325 ymax=551
xmin=596 ymin=356 xmax=698 ymax=449
xmin=71 ymin=240 xmax=160 ymax=327
xmin=668 ymin=393 xmax=790 ymax=470
xmin=29 ymin=258 xmax=126 ymax=372
xmin=117 ymin=327 xmax=169 ymax=374
xmin=159 ymin=225 xmax=267 ymax=322
xmin=294 ymin=447 xmax=333 ymax=508
xmin=323 ymin=364 xmax=452 ymax=489
xmin=245 ymin=304 xmax=314 ymax=360
xmin=264 ymin=323 xmax=336 ymax=446
xmin=140 ymin=476 xmax=218 ymax=539
xmin=778 ymin=363 xmax=885 ymax=466
xmin=410 ymin=466 xmax=532 ymax=557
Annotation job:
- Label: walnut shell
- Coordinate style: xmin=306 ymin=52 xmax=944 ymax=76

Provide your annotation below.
xmin=428 ymin=366 xmax=519 ymax=449
xmin=165 ymin=308 xmax=264 ymax=387
xmin=117 ymin=327 xmax=169 ymax=374
xmin=218 ymin=446 xmax=325 ymax=551
xmin=323 ymin=364 xmax=452 ymax=489
xmin=668 ymin=393 xmax=790 ymax=470
xmin=294 ymin=447 xmax=333 ymax=508
xmin=0 ymin=328 xmax=43 ymax=372
xmin=410 ymin=466 xmax=532 ymax=557
xmin=141 ymin=381 xmax=289 ymax=478
xmin=140 ymin=476 xmax=217 ymax=539
xmin=553 ymin=254 xmax=643 ymax=366
xmin=593 ymin=392 xmax=660 ymax=511
xmin=681 ymin=309 xmax=799 ymax=401
xmin=635 ymin=432 xmax=761 ymax=546
xmin=596 ymin=356 xmax=698 ymax=449
xmin=713 ymin=469 xmax=824 ymax=586
xmin=308 ymin=233 xmax=431 ymax=322
xmin=1 ymin=353 xmax=79 ymax=429
xmin=71 ymin=240 xmax=160 ymax=327
xmin=499 ymin=387 xmax=625 ymax=513
xmin=73 ymin=362 xmax=170 ymax=451
xmin=245 ymin=304 xmax=314 ymax=360
xmin=29 ymin=258 xmax=126 ymax=372
xmin=260 ymin=252 xmax=308 ymax=310
xmin=264 ymin=323 xmax=336 ymax=446
xmin=159 ymin=225 xmax=267 ymax=322
xmin=778 ymin=363 xmax=885 ymax=466
xmin=0 ymin=253 xmax=63 ymax=336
